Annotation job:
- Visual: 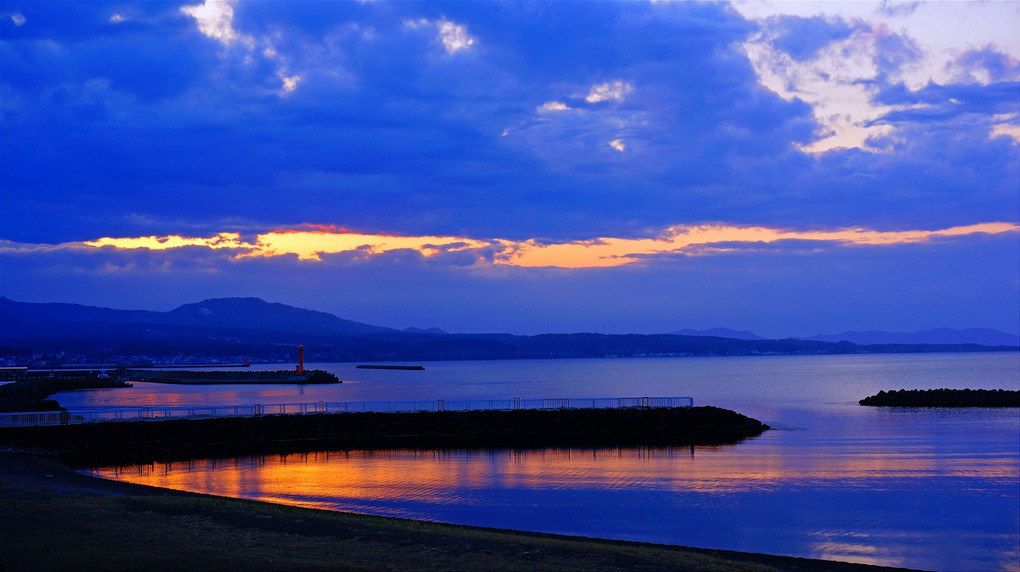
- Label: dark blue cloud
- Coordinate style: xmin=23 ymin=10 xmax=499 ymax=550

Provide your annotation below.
xmin=767 ymin=15 xmax=859 ymax=62
xmin=0 ymin=1 xmax=810 ymax=243
xmin=0 ymin=0 xmax=1015 ymax=251
xmin=0 ymin=1 xmax=187 ymax=42
xmin=837 ymin=77 xmax=1019 ymax=229
xmin=878 ymin=1 xmax=921 ymax=18
xmin=0 ymin=1 xmax=202 ymax=100
xmin=871 ymin=81 xmax=1020 ymax=122
xmin=796 ymin=128 xmax=1019 ymax=231
xmin=872 ymin=26 xmax=921 ymax=79
xmin=953 ymin=46 xmax=1020 ymax=83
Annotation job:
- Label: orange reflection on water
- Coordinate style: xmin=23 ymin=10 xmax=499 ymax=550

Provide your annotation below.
xmin=85 ymin=381 xmax=326 ymax=409
xmin=90 ymin=441 xmax=1019 ymax=505
xmin=810 ymin=538 xmax=895 ymax=569
xmin=86 ymin=440 xmax=1019 ymax=570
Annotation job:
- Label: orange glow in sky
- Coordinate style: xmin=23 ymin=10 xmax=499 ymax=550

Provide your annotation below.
xmin=76 ymin=222 xmax=1020 ymax=269
xmin=246 ymin=230 xmax=495 ymax=261
xmin=497 ymin=222 xmax=1020 ymax=268
xmin=85 ymin=232 xmax=244 ymax=251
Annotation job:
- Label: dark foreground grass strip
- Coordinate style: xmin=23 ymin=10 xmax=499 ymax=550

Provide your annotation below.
xmin=2 ymin=493 xmax=772 ymax=572
xmin=0 ymin=453 xmax=919 ymax=572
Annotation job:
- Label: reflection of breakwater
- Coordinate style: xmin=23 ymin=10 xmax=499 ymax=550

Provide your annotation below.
xmin=95 ymin=446 xmax=706 ymax=480
xmin=1 ymin=406 xmax=768 ymax=467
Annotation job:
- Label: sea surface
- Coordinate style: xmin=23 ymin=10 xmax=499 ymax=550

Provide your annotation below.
xmin=55 ymin=352 xmax=1020 ymax=571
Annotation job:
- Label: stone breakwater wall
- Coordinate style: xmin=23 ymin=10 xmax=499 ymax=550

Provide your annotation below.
xmin=125 ymin=369 xmax=341 ymax=384
xmin=0 ymin=406 xmax=768 ymax=467
xmin=859 ymin=388 xmax=1019 ymax=407
xmin=0 ymin=376 xmax=132 ymax=413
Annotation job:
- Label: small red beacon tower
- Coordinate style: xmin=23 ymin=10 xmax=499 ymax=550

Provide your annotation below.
xmin=296 ymin=344 xmax=305 ymax=375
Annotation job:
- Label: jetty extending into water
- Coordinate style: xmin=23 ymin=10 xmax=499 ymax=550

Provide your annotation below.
xmin=0 ymin=375 xmax=131 ymax=413
xmin=356 ymin=364 xmax=425 ymax=370
xmin=0 ymin=404 xmax=768 ymax=467
xmin=0 ymin=368 xmax=769 ymax=470
xmin=123 ymin=369 xmax=341 ymax=385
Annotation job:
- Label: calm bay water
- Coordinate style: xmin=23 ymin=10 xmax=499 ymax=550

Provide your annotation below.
xmin=58 ymin=353 xmax=1020 ymax=571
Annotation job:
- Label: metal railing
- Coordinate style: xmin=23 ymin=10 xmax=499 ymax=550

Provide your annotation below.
xmin=0 ymin=396 xmax=693 ymax=428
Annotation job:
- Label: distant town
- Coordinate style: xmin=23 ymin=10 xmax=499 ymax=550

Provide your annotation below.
xmin=0 ymin=352 xmax=288 ymax=371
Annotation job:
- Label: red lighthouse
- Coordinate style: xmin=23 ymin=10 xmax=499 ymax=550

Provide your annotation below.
xmin=296 ymin=344 xmax=305 ymax=375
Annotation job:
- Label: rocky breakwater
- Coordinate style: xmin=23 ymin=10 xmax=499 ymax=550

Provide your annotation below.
xmin=0 ymin=405 xmax=768 ymax=467
xmin=860 ymin=388 xmax=1019 ymax=407
xmin=0 ymin=375 xmax=132 ymax=413
xmin=124 ymin=369 xmax=340 ymax=384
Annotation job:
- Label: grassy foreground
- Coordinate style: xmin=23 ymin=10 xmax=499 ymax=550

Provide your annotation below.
xmin=0 ymin=452 xmax=918 ymax=572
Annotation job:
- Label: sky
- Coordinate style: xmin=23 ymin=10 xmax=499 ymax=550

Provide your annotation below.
xmin=1 ymin=0 xmax=1018 ymax=338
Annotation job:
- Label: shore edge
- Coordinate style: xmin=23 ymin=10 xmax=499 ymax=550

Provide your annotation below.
xmin=0 ymin=451 xmax=922 ymax=572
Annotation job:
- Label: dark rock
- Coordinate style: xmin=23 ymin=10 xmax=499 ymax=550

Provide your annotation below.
xmin=860 ymin=388 xmax=1019 ymax=407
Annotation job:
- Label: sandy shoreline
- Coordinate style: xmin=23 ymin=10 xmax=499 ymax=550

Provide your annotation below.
xmin=0 ymin=451 xmax=922 ymax=572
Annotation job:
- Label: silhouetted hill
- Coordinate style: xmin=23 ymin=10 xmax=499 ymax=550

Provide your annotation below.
xmin=403 ymin=327 xmax=448 ymax=334
xmin=1 ymin=297 xmax=1016 ymax=363
xmin=0 ymin=297 xmax=159 ymax=330
xmin=0 ymin=297 xmax=391 ymax=339
xmin=161 ymin=297 xmax=393 ymax=335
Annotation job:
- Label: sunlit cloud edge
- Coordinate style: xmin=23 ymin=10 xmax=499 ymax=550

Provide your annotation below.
xmin=1 ymin=221 xmax=1012 ymax=271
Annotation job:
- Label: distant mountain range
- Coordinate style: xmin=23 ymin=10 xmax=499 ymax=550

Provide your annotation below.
xmin=1 ymin=297 xmax=1016 ymax=364
xmin=1 ymin=297 xmax=390 ymax=337
xmin=667 ymin=328 xmax=765 ymax=341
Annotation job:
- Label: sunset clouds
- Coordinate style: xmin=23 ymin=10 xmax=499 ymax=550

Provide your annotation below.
xmin=1 ymin=1 xmax=1017 ymax=336
xmin=10 ymin=221 xmax=1014 ymax=270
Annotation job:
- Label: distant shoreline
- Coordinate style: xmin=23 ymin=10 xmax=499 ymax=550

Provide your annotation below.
xmin=3 ymin=293 xmax=1017 ymax=366
xmin=6 ymin=347 xmax=1017 ymax=375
